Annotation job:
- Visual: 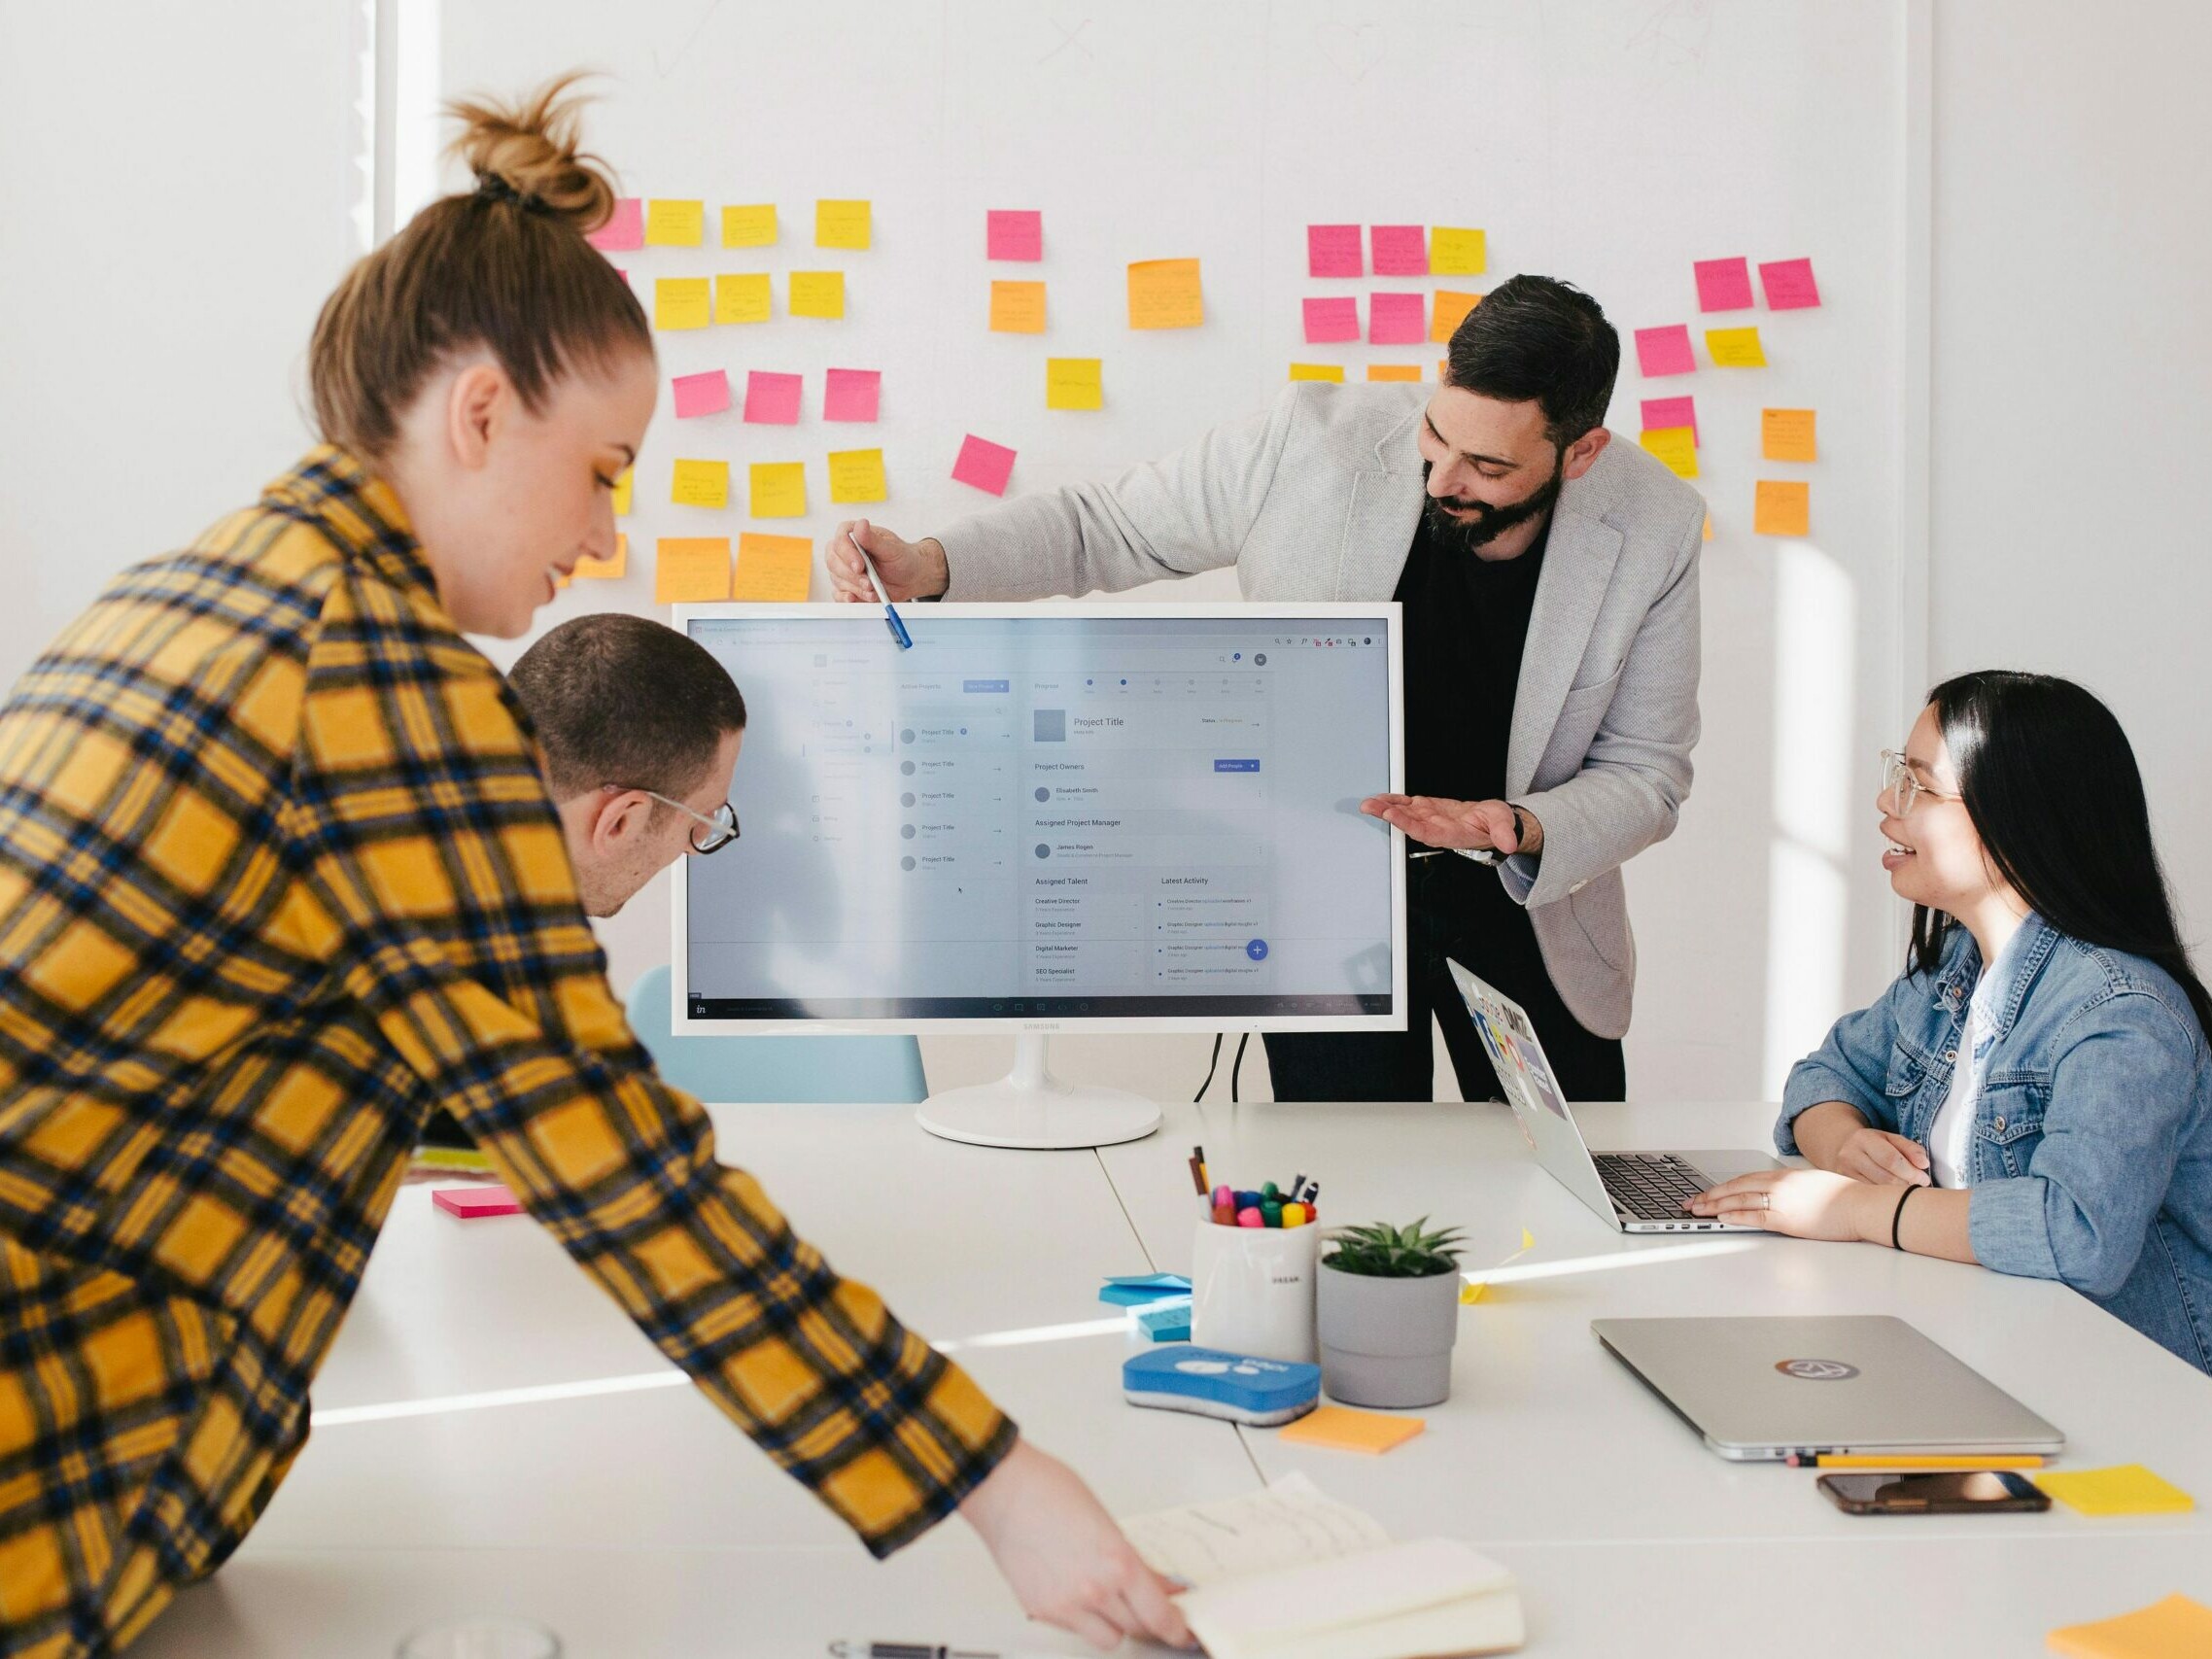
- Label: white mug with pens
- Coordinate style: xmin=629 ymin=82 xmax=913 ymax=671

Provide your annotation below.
xmin=1186 ymin=1145 xmax=1323 ymax=1365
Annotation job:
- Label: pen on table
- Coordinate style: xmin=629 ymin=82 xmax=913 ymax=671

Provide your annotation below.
xmin=830 ymin=1642 xmax=1057 ymax=1659
xmin=847 ymin=528 xmax=914 ymax=650
xmin=1784 ymin=1453 xmax=2049 ymax=1470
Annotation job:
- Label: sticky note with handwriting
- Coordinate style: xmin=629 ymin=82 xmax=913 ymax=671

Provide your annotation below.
xmin=989 ymin=280 xmax=1048 ymax=333
xmin=671 ymin=459 xmax=729 ymax=508
xmin=1369 ymin=225 xmax=1428 ymax=277
xmin=827 ymin=448 xmax=887 ymax=504
xmin=1306 ymin=224 xmax=1363 ymax=278
xmin=814 ymin=198 xmax=871 ymax=250
xmin=1127 ymin=259 xmax=1203 ymax=328
xmin=1046 ymin=358 xmax=1103 ymax=410
xmin=721 ymin=203 xmax=777 ymax=248
xmin=987 ymin=209 xmax=1043 ymax=261
xmin=672 ymin=370 xmax=731 ymax=420
xmin=1694 ymin=257 xmax=1754 ymax=312
xmin=1759 ymin=257 xmax=1821 ymax=309
xmin=749 ymin=462 xmax=808 ymax=518
xmin=951 ymin=433 xmax=1017 ymax=495
xmin=715 ymin=272 xmax=772 ymax=325
xmin=823 ymin=367 xmax=881 ymax=423
xmin=1368 ymin=293 xmax=1426 ymax=345
xmin=654 ymin=537 xmax=731 ymax=603
xmin=1635 ymin=325 xmax=1696 ymax=377
xmin=788 ymin=271 xmax=847 ymax=319
xmin=1429 ymin=226 xmax=1486 ymax=276
xmin=1754 ymin=479 xmax=1810 ymax=536
xmin=743 ymin=371 xmax=804 ymax=426
xmin=1761 ymin=408 xmax=1816 ymax=462
xmin=1706 ymin=326 xmax=1767 ymax=367
xmin=1639 ymin=426 xmax=1699 ymax=479
xmin=1303 ymin=297 xmax=1360 ymax=344
xmin=733 ymin=533 xmax=812 ymax=602
xmin=645 ymin=199 xmax=705 ymax=247
xmin=654 ymin=278 xmax=711 ymax=331
xmin=1431 ymin=290 xmax=1480 ymax=341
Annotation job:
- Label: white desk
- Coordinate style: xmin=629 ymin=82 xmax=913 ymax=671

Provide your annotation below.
xmin=135 ymin=1100 xmax=2212 ymax=1657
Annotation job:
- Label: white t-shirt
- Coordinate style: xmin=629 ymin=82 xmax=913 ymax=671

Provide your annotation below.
xmin=1926 ymin=921 xmax=2033 ymax=1188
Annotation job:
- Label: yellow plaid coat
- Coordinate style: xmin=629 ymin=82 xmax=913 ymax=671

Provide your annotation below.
xmin=0 ymin=450 xmax=1015 ymax=1656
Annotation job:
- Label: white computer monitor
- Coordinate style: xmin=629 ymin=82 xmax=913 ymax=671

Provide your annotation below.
xmin=670 ymin=602 xmax=1406 ymax=1148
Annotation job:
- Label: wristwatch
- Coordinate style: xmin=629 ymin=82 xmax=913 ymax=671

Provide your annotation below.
xmin=1453 ymin=804 xmax=1532 ymax=867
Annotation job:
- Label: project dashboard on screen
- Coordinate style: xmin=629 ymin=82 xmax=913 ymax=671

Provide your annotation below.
xmin=673 ymin=604 xmax=1403 ymax=1031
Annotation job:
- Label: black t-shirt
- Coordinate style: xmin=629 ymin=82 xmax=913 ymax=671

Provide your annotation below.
xmin=1396 ymin=507 xmax=1549 ymax=810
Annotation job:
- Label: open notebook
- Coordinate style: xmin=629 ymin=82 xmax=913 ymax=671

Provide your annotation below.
xmin=1121 ymin=1474 xmax=1524 ymax=1659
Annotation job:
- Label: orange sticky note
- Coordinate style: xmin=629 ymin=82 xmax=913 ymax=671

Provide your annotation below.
xmin=2048 ymin=1594 xmax=2212 ymax=1659
xmin=1276 ymin=1405 xmax=1426 ymax=1455
xmin=573 ymin=534 xmax=626 ymax=580
xmin=1431 ymin=290 xmax=1482 ymax=341
xmin=714 ymin=272 xmax=773 ymax=325
xmin=749 ymin=462 xmax=808 ymax=518
xmin=733 ymin=532 xmax=812 ymax=602
xmin=789 ymin=271 xmax=846 ymax=320
xmin=721 ymin=203 xmax=777 ymax=248
xmin=1762 ymin=408 xmax=1817 ymax=462
xmin=671 ymin=459 xmax=729 ymax=508
xmin=654 ymin=537 xmax=731 ymax=603
xmin=1703 ymin=511 xmax=1713 ymax=540
xmin=1289 ymin=363 xmax=1345 ymax=382
xmin=1754 ymin=479 xmax=1811 ymax=536
xmin=989 ymin=280 xmax=1047 ymax=334
xmin=654 ymin=277 xmax=711 ymax=331
xmin=827 ymin=448 xmax=887 ymax=505
xmin=644 ymin=199 xmax=705 ymax=247
xmin=1640 ymin=426 xmax=1699 ymax=479
xmin=1127 ymin=259 xmax=1203 ymax=328
xmin=1366 ymin=364 xmax=1421 ymax=382
xmin=1706 ymin=326 xmax=1767 ymax=367
xmin=814 ymin=198 xmax=871 ymax=250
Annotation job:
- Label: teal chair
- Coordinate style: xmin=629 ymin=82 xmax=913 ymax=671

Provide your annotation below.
xmin=624 ymin=963 xmax=927 ymax=1104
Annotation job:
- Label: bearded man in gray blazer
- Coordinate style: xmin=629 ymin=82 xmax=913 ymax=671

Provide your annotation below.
xmin=828 ymin=275 xmax=1702 ymax=1103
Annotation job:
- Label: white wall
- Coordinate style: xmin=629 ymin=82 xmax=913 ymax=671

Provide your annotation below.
xmin=1927 ymin=0 xmax=2212 ymax=953
xmin=0 ymin=2 xmax=363 ymax=690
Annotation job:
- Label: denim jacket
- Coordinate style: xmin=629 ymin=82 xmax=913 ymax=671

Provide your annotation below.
xmin=1780 ymin=915 xmax=2212 ymax=1374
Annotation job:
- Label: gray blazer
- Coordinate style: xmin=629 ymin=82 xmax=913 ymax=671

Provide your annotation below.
xmin=937 ymin=383 xmax=1705 ymax=1040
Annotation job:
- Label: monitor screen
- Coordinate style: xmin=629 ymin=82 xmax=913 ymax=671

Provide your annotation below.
xmin=672 ymin=603 xmax=1404 ymax=1033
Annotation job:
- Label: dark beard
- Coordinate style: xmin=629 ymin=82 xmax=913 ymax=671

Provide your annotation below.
xmin=1420 ymin=453 xmax=1565 ymax=556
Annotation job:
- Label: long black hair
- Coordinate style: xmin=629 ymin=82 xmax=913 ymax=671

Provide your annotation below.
xmin=1912 ymin=670 xmax=2212 ymax=1037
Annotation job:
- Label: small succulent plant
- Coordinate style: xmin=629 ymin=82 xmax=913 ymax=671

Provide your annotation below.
xmin=1324 ymin=1217 xmax=1467 ymax=1279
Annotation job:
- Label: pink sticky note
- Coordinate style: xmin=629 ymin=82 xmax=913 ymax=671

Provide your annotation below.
xmin=1760 ymin=257 xmax=1821 ymax=309
xmin=1641 ymin=395 xmax=1700 ymax=445
xmin=1307 ymin=224 xmax=1363 ymax=278
xmin=987 ymin=209 xmax=1043 ymax=261
xmin=1694 ymin=257 xmax=1754 ymax=312
xmin=1635 ymin=325 xmax=1697 ymax=377
xmin=672 ymin=369 xmax=731 ymax=419
xmin=1370 ymin=225 xmax=1428 ymax=277
xmin=1303 ymin=296 xmax=1360 ymax=344
xmin=432 ymin=1186 xmax=523 ymax=1219
xmin=1368 ymin=293 xmax=1427 ymax=345
xmin=743 ymin=370 xmax=804 ymax=425
xmin=586 ymin=197 xmax=644 ymax=252
xmin=823 ymin=367 xmax=881 ymax=423
xmin=951 ymin=433 xmax=1017 ymax=497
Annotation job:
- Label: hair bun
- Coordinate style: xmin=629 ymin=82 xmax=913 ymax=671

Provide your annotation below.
xmin=445 ymin=73 xmax=618 ymax=233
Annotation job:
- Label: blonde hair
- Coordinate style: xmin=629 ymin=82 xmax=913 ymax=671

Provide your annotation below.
xmin=307 ymin=74 xmax=652 ymax=462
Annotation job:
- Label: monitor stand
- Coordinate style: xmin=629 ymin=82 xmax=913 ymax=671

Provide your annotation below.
xmin=916 ymin=1033 xmax=1161 ymax=1150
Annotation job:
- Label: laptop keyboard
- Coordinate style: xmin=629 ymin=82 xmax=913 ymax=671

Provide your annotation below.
xmin=1594 ymin=1153 xmax=1712 ymax=1221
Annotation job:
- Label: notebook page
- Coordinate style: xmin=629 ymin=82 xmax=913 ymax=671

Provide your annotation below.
xmin=1121 ymin=1474 xmax=1394 ymax=1587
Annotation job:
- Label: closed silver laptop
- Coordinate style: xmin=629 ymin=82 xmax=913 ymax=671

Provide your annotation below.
xmin=1447 ymin=962 xmax=1782 ymax=1232
xmin=1594 ymin=1315 xmax=2066 ymax=1461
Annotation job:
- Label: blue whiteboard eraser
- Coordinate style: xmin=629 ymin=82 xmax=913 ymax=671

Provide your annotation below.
xmin=1122 ymin=1346 xmax=1321 ymax=1426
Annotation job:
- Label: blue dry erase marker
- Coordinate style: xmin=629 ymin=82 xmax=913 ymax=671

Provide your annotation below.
xmin=849 ymin=529 xmax=914 ymax=649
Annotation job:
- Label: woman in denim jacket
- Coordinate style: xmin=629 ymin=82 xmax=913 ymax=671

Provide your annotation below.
xmin=1688 ymin=672 xmax=2212 ymax=1373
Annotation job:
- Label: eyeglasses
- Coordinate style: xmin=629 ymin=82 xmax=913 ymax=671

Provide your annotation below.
xmin=1879 ymin=749 xmax=1962 ymax=818
xmin=605 ymin=785 xmax=741 ymax=854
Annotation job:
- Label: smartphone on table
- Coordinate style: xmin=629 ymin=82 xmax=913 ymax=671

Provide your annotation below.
xmin=1817 ymin=1470 xmax=2051 ymax=1515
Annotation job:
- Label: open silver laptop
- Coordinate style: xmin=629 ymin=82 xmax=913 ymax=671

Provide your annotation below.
xmin=1594 ymin=1315 xmax=2065 ymax=1461
xmin=1447 ymin=962 xmax=1783 ymax=1232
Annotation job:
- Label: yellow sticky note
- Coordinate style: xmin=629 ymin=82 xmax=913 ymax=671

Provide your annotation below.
xmin=1762 ymin=407 xmax=1818 ymax=462
xmin=733 ymin=532 xmax=812 ymax=602
xmin=749 ymin=462 xmax=807 ymax=518
xmin=1754 ymin=479 xmax=1811 ymax=536
xmin=989 ymin=280 xmax=1048 ymax=334
xmin=654 ymin=537 xmax=731 ymax=604
xmin=610 ymin=468 xmax=633 ymax=517
xmin=1127 ymin=258 xmax=1203 ymax=329
xmin=789 ymin=271 xmax=846 ymax=320
xmin=2048 ymin=1594 xmax=2212 ymax=1659
xmin=1277 ymin=1405 xmax=1426 ymax=1455
xmin=1366 ymin=364 xmax=1421 ymax=383
xmin=671 ymin=459 xmax=729 ymax=509
xmin=644 ymin=198 xmax=705 ymax=247
xmin=1430 ymin=226 xmax=1487 ymax=276
xmin=2034 ymin=1465 xmax=2195 ymax=1517
xmin=1706 ymin=326 xmax=1767 ymax=367
xmin=715 ymin=272 xmax=773 ymax=325
xmin=1640 ymin=426 xmax=1699 ymax=479
xmin=654 ymin=277 xmax=711 ymax=331
xmin=721 ymin=203 xmax=778 ymax=248
xmin=1046 ymin=358 xmax=1103 ymax=411
xmin=827 ymin=448 xmax=887 ymax=504
xmin=1432 ymin=290 xmax=1482 ymax=342
xmin=814 ymin=198 xmax=871 ymax=250
xmin=1289 ymin=363 xmax=1345 ymax=382
xmin=573 ymin=533 xmax=627 ymax=581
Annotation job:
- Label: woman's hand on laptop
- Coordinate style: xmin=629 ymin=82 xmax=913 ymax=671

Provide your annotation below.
xmin=1684 ymin=1169 xmax=1892 ymax=1242
xmin=826 ymin=518 xmax=950 ymax=603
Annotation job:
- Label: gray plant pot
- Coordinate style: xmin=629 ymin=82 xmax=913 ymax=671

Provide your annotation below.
xmin=1315 ymin=1258 xmax=1461 ymax=1408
